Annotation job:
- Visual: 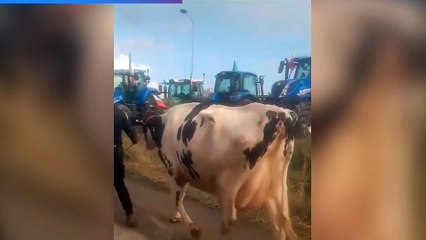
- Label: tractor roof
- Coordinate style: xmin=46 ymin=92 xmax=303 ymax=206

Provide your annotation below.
xmin=292 ymin=56 xmax=311 ymax=62
xmin=215 ymin=71 xmax=258 ymax=78
xmin=168 ymin=78 xmax=203 ymax=83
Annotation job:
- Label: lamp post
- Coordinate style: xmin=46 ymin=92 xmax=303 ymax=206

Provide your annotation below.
xmin=180 ymin=9 xmax=194 ymax=81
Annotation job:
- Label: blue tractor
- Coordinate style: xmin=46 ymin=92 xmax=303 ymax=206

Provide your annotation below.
xmin=114 ymin=69 xmax=167 ymax=125
xmin=272 ymin=56 xmax=311 ymax=136
xmin=211 ymin=70 xmax=264 ymax=105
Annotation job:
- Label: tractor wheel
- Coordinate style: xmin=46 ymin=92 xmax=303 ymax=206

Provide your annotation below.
xmin=295 ymin=101 xmax=311 ymax=138
xmin=116 ymin=103 xmax=133 ymax=120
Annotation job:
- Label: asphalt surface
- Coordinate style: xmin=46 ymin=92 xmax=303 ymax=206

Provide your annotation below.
xmin=114 ymin=178 xmax=275 ymax=240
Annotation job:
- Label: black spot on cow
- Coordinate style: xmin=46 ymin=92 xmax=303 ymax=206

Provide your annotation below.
xmin=177 ymin=149 xmax=200 ymax=180
xmin=146 ymin=115 xmax=165 ymax=148
xmin=277 ymin=112 xmax=286 ymax=121
xmin=175 ymin=191 xmax=181 ymax=207
xmin=157 ymin=150 xmax=168 ymax=169
xmin=177 ymin=125 xmax=182 ymax=141
xmin=177 ymin=102 xmax=214 ymax=146
xmin=166 ymin=162 xmax=173 ymax=176
xmin=182 ymin=120 xmax=197 ymax=146
xmin=243 ymin=110 xmax=280 ymax=169
xmin=266 ymin=110 xmax=277 ymax=119
xmin=184 ymin=102 xmax=213 ymax=122
xmin=158 ymin=150 xmax=174 ymax=176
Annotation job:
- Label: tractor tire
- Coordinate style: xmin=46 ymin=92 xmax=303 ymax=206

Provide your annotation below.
xmin=295 ymin=101 xmax=311 ymax=138
xmin=116 ymin=103 xmax=133 ymax=120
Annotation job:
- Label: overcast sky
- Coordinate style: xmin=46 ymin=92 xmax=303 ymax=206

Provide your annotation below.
xmin=114 ymin=0 xmax=311 ymax=91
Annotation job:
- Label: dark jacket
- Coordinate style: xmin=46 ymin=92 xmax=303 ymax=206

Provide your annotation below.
xmin=114 ymin=104 xmax=138 ymax=147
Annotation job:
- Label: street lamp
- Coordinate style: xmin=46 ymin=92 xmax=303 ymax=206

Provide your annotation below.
xmin=180 ymin=8 xmax=194 ymax=81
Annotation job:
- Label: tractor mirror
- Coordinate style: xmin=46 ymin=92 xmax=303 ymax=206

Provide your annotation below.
xmin=278 ymin=61 xmax=285 ymax=74
xmin=159 ymin=84 xmax=163 ymax=92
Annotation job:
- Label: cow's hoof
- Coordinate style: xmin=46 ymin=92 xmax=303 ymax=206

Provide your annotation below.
xmin=169 ymin=217 xmax=181 ymax=223
xmin=190 ymin=223 xmax=201 ymax=240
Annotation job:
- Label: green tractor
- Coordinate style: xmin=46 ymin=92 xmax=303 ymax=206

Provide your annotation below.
xmin=159 ymin=78 xmax=207 ymax=107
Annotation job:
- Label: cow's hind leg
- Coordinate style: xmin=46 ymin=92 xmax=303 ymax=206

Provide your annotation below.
xmin=264 ymin=198 xmax=280 ymax=240
xmin=272 ymin=186 xmax=298 ymax=240
xmin=217 ymin=171 xmax=245 ymax=236
xmin=218 ymin=191 xmax=237 ymax=235
xmin=170 ymin=179 xmax=201 ymax=240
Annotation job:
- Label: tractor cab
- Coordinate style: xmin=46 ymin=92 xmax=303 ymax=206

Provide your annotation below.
xmin=167 ymin=79 xmax=191 ymax=98
xmin=212 ymin=71 xmax=264 ymax=104
xmin=278 ymin=56 xmax=311 ymax=80
xmin=114 ymin=69 xmax=152 ymax=104
xmin=272 ymin=56 xmax=311 ymax=101
xmin=159 ymin=79 xmax=205 ymax=107
xmin=114 ymin=69 xmax=165 ymax=124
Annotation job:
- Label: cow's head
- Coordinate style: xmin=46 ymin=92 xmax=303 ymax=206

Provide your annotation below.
xmin=264 ymin=108 xmax=298 ymax=141
xmin=265 ymin=108 xmax=298 ymax=161
xmin=244 ymin=106 xmax=298 ymax=169
xmin=142 ymin=109 xmax=165 ymax=150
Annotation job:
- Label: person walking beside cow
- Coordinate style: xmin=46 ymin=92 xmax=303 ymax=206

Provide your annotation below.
xmin=114 ymin=103 xmax=139 ymax=227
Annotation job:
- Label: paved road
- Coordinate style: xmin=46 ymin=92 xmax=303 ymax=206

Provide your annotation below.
xmin=114 ymin=178 xmax=274 ymax=240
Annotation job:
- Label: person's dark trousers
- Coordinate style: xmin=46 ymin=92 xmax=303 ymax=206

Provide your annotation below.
xmin=114 ymin=145 xmax=133 ymax=215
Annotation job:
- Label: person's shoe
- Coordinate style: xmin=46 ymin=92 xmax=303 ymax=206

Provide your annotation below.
xmin=126 ymin=213 xmax=136 ymax=228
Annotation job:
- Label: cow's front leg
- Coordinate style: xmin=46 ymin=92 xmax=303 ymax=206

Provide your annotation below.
xmin=170 ymin=180 xmax=201 ymax=240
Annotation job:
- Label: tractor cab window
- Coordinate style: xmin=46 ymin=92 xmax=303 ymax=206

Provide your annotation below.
xmin=169 ymin=84 xmax=178 ymax=96
xmin=216 ymin=72 xmax=243 ymax=93
xmin=182 ymin=83 xmax=191 ymax=95
xmin=296 ymin=61 xmax=311 ymax=79
xmin=192 ymin=83 xmax=203 ymax=97
xmin=242 ymin=74 xmax=257 ymax=96
xmin=217 ymin=78 xmax=231 ymax=93
xmin=114 ymin=74 xmax=126 ymax=88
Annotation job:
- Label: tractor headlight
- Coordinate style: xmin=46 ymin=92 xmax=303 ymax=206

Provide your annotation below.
xmin=297 ymin=88 xmax=311 ymax=96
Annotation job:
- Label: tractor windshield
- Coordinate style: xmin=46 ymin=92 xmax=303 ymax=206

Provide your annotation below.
xmin=215 ymin=72 xmax=240 ymax=93
xmin=191 ymin=83 xmax=204 ymax=97
xmin=168 ymin=82 xmax=191 ymax=96
xmin=215 ymin=72 xmax=258 ymax=95
xmin=242 ymin=74 xmax=257 ymax=95
xmin=295 ymin=58 xmax=311 ymax=79
xmin=114 ymin=73 xmax=129 ymax=89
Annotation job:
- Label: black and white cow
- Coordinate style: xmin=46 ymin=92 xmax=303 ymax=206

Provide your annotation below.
xmin=142 ymin=102 xmax=298 ymax=240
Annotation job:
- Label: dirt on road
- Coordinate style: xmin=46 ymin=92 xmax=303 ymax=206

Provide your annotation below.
xmin=114 ymin=178 xmax=274 ymax=240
